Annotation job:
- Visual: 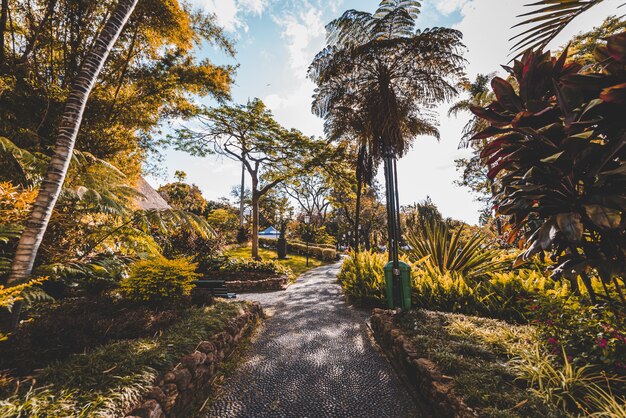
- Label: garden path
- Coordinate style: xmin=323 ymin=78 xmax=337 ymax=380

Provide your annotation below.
xmin=203 ymin=262 xmax=423 ymax=417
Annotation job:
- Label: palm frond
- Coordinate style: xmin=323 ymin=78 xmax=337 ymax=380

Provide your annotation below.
xmin=510 ymin=0 xmax=625 ymax=56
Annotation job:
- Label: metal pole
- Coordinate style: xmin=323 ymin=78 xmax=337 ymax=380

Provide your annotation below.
xmin=383 ymin=142 xmax=402 ymax=307
xmin=306 ymin=239 xmax=309 ymax=267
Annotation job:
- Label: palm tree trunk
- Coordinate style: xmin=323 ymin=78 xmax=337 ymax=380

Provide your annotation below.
xmin=5 ymin=0 xmax=138 ymax=325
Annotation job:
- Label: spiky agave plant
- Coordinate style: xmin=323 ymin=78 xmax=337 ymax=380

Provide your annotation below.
xmin=406 ymin=219 xmax=507 ymax=281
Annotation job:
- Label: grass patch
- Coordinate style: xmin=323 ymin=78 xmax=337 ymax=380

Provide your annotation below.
xmin=225 ymin=245 xmax=327 ymax=276
xmin=0 ymin=301 xmax=252 ymax=418
xmin=396 ymin=309 xmax=564 ymax=418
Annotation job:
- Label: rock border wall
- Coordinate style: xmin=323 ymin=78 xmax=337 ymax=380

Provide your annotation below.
xmin=370 ymin=308 xmax=478 ymax=418
xmin=127 ymin=302 xmax=264 ymax=418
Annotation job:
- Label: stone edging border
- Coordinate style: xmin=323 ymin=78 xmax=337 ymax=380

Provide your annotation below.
xmin=370 ymin=308 xmax=479 ymax=418
xmin=225 ymin=275 xmax=288 ymax=293
xmin=126 ymin=302 xmax=264 ymax=418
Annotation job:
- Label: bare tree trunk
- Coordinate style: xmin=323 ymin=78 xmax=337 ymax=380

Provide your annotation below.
xmin=239 ymin=160 xmax=245 ymax=227
xmin=251 ymin=189 xmax=260 ymax=260
xmin=5 ymin=0 xmax=138 ymax=327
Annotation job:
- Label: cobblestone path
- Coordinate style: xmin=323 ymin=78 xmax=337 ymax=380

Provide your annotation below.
xmin=203 ymin=262 xmax=422 ymax=418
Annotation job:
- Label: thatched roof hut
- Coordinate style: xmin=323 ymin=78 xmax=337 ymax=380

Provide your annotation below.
xmin=135 ymin=177 xmax=170 ymax=210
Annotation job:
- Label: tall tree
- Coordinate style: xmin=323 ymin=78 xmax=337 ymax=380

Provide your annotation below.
xmin=175 ymin=99 xmax=323 ymax=259
xmin=309 ymin=0 xmax=465 ymax=287
xmin=0 ymin=0 xmax=234 ymax=177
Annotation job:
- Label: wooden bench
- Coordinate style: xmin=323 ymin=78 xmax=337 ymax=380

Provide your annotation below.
xmin=193 ymin=280 xmax=237 ymax=299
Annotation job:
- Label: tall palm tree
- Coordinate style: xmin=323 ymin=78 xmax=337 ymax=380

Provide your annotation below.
xmin=308 ymin=0 xmax=465 ymax=303
xmin=512 ymin=0 xmax=625 ymax=55
xmin=7 ymin=0 xmax=139 ymax=291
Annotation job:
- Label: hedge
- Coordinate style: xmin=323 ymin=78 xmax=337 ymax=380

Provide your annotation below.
xmin=257 ymin=237 xmax=337 ymax=262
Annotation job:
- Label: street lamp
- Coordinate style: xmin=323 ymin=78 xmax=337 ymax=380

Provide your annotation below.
xmin=304 ymin=214 xmax=311 ymax=267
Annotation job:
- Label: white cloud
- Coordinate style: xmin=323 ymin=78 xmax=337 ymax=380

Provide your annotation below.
xmin=261 ymin=3 xmax=326 ymax=137
xmin=192 ymin=0 xmax=271 ymax=32
xmin=239 ymin=0 xmax=269 ymax=14
xmin=434 ymin=0 xmax=470 ymax=15
xmin=273 ymin=4 xmax=325 ymax=76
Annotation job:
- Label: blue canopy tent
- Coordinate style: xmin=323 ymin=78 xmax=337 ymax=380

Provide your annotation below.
xmin=259 ymin=226 xmax=280 ymax=240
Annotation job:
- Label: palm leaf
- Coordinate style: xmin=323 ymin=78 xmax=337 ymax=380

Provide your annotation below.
xmin=511 ymin=0 xmax=625 ymax=56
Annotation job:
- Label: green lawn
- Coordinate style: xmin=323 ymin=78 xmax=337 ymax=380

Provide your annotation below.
xmin=225 ymin=245 xmax=327 ymax=276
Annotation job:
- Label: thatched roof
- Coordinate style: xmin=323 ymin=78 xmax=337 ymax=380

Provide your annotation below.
xmin=135 ymin=177 xmax=170 ymax=210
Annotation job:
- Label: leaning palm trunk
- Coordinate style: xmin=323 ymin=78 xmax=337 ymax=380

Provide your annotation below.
xmin=6 ymin=0 xmax=139 ymax=288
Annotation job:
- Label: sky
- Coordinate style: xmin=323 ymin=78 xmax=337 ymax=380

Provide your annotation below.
xmin=146 ymin=0 xmax=624 ymax=225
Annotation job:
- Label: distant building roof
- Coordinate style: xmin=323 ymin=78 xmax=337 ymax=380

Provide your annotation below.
xmin=260 ymin=226 xmax=280 ymax=237
xmin=135 ymin=177 xmax=170 ymax=210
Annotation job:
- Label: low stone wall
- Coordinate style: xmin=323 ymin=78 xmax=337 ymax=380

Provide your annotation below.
xmin=225 ymin=275 xmax=288 ymax=293
xmin=370 ymin=309 xmax=478 ymax=418
xmin=127 ymin=302 xmax=264 ymax=418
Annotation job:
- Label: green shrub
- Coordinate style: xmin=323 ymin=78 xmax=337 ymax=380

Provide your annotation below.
xmin=411 ymin=268 xmax=571 ymax=322
xmin=338 ymin=250 xmax=387 ymax=305
xmin=337 ymin=250 xmax=409 ymax=305
xmin=220 ymin=258 xmax=294 ymax=279
xmin=286 ymin=242 xmax=337 ymax=261
xmin=120 ymin=257 xmax=200 ymax=305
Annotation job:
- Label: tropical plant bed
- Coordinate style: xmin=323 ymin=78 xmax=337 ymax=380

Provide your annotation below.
xmin=370 ymin=308 xmax=563 ymax=418
xmin=0 ymin=296 xmax=193 ymax=374
xmin=0 ymin=300 xmax=262 ymax=417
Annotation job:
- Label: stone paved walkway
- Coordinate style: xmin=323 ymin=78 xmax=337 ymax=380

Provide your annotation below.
xmin=203 ymin=262 xmax=422 ymax=418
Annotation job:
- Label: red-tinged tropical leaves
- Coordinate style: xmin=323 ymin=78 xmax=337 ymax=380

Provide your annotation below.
xmin=520 ymin=219 xmax=557 ymax=261
xmin=584 ymin=204 xmax=622 ymax=229
xmin=471 ymin=126 xmax=513 ymax=141
xmin=487 ymin=160 xmax=513 ymax=180
xmin=474 ymin=37 xmax=626 ymax=291
xmin=600 ymin=83 xmax=626 ymax=105
xmin=607 ymin=32 xmax=626 ymax=63
xmin=469 ymin=105 xmax=510 ymax=124
xmin=491 ymin=77 xmax=524 ymax=112
xmin=556 ymin=212 xmax=583 ymax=242
xmin=486 ymin=148 xmax=515 ymax=165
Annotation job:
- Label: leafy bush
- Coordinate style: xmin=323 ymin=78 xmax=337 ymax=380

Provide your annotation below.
xmin=120 ymin=257 xmax=200 ymax=305
xmin=470 ymin=34 xmax=626 ymax=301
xmin=338 ymin=250 xmax=388 ymax=305
xmin=531 ymin=296 xmax=626 ymax=372
xmin=411 ymin=268 xmax=569 ymax=322
xmin=220 ymin=258 xmax=293 ymax=279
xmin=287 ymin=242 xmax=337 ymax=261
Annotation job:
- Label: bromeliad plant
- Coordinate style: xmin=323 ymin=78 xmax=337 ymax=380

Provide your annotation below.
xmin=470 ymin=32 xmax=626 ymax=303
